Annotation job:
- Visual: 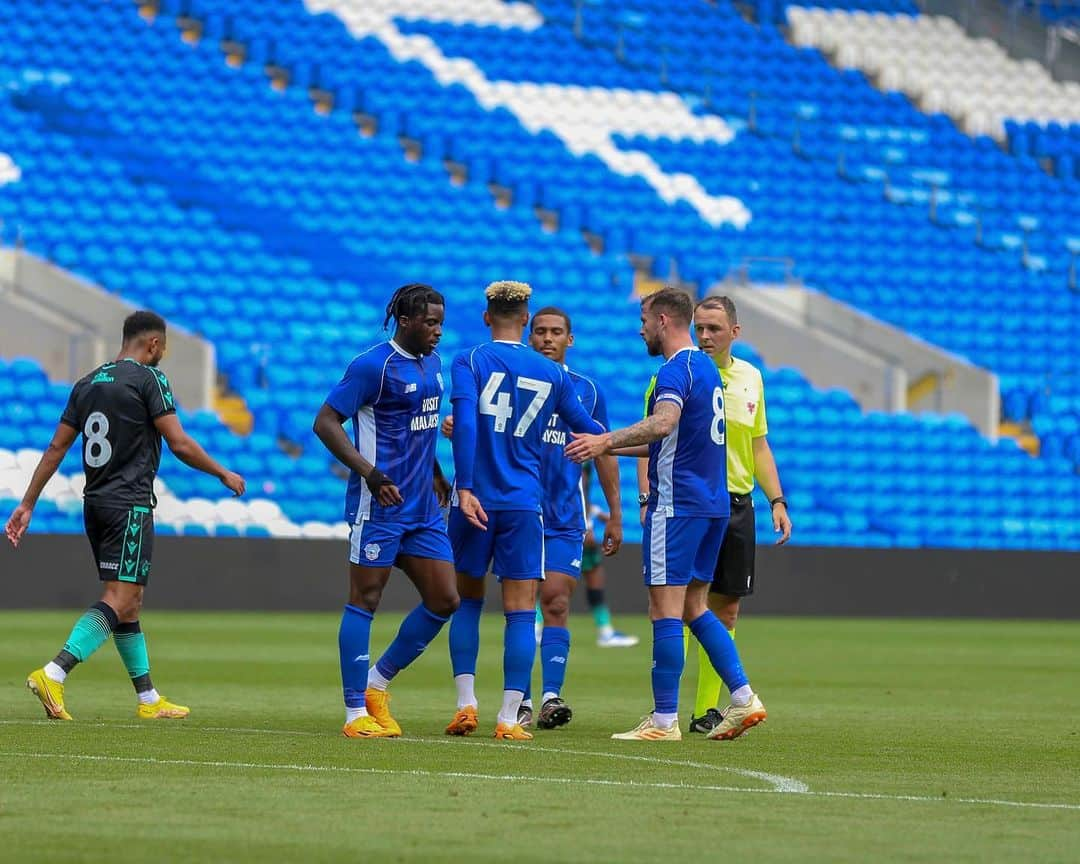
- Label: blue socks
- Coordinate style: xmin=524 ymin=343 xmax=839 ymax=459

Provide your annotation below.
xmin=540 ymin=626 xmax=570 ymax=699
xmin=338 ymin=604 xmax=373 ymax=709
xmin=374 ymin=604 xmax=449 ymax=681
xmin=449 ymin=597 xmax=484 ymax=677
xmin=689 ymin=610 xmax=749 ymax=693
xmin=652 ymin=618 xmax=685 ymax=715
xmin=503 ymin=611 xmax=536 ymax=694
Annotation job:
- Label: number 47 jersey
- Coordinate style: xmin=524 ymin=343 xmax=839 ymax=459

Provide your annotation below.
xmin=60 ymin=358 xmax=177 ymax=508
xmin=451 ymin=341 xmax=605 ymax=511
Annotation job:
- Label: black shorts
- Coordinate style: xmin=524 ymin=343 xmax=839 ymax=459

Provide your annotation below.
xmin=710 ymin=492 xmax=755 ymax=597
xmin=84 ymin=502 xmax=155 ymax=585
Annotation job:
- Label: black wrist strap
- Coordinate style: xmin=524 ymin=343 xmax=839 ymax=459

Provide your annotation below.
xmin=769 ymin=496 xmax=787 ymax=509
xmin=365 ymin=468 xmax=392 ymax=493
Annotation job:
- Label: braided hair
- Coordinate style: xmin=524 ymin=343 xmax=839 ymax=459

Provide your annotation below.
xmin=383 ymin=283 xmax=445 ymax=331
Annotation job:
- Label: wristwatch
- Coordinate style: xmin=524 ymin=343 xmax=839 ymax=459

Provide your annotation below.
xmin=769 ymin=496 xmax=788 ymax=509
xmin=637 ymin=493 xmax=649 ymax=506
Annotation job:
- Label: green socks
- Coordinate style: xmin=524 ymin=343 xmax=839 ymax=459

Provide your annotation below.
xmin=62 ymin=601 xmax=118 ymax=663
xmin=113 ymin=620 xmax=153 ymax=694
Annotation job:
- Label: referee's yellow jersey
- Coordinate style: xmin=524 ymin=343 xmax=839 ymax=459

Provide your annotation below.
xmin=643 ymin=355 xmax=767 ymax=496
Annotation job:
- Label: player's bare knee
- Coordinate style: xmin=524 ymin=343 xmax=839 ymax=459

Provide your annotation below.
xmin=428 ymin=589 xmax=460 ymax=618
xmin=708 ymin=594 xmax=740 ymax=630
xmin=542 ymin=592 xmax=570 ymax=625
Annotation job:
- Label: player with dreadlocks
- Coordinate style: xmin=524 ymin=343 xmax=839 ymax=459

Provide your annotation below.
xmin=314 ymin=283 xmax=459 ymax=738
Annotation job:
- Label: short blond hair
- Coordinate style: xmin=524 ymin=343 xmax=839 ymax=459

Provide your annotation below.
xmin=485 ymin=280 xmax=533 ymax=302
xmin=485 ymin=280 xmax=532 ymax=318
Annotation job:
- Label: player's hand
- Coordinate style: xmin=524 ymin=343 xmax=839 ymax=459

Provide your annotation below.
xmin=457 ymin=489 xmax=488 ymax=531
xmin=5 ymin=504 xmax=32 ymax=548
xmin=773 ymin=502 xmax=792 ymax=546
xmin=221 ymin=471 xmax=246 ymax=497
xmin=365 ymin=468 xmax=404 ymax=506
xmin=602 ymin=519 xmax=622 ymax=557
xmin=565 ymin=432 xmax=611 ymax=464
xmin=583 ymin=527 xmax=597 ymax=549
xmin=433 ymin=474 xmax=452 ymax=508
xmin=440 ymin=415 xmax=454 ymax=440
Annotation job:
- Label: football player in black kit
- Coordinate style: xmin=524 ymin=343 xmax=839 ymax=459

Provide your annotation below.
xmin=6 ymin=311 xmax=245 ymax=721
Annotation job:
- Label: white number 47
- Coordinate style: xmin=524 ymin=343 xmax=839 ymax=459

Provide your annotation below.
xmin=479 ymin=372 xmax=552 ymax=437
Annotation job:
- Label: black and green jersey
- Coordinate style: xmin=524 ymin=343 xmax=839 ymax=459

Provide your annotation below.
xmin=60 ymin=358 xmax=177 ymax=508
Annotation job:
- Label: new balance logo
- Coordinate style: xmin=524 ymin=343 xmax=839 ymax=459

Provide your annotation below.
xmin=405 ymin=383 xmax=418 ymax=393
xmin=353 ymin=654 xmax=370 ymax=662
xmin=571 ymin=559 xmax=581 ymax=568
xmin=552 ymin=656 xmax=566 ymax=664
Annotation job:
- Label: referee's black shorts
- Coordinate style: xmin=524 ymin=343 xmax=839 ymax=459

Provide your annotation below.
xmin=709 ymin=492 xmax=755 ymax=597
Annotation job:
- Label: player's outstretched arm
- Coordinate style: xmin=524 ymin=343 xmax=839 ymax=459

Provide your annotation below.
xmin=565 ymin=401 xmax=681 ymax=464
xmin=312 ymin=403 xmax=402 ymax=506
xmin=4 ymin=422 xmax=78 ymax=548
xmin=155 ymin=414 xmax=245 ymax=497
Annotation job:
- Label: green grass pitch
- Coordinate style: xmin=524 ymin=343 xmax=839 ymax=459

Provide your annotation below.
xmin=1 ymin=611 xmax=1078 ymax=862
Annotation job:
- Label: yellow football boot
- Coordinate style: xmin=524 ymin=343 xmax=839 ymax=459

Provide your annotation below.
xmin=611 ymin=715 xmax=682 ymax=741
xmin=493 ymin=722 xmax=533 ymax=741
xmin=364 ymin=688 xmax=402 ymax=737
xmin=26 ymin=668 xmax=72 ymax=721
xmin=342 ymin=715 xmax=394 ymax=738
xmin=136 ymin=696 xmax=190 ymax=719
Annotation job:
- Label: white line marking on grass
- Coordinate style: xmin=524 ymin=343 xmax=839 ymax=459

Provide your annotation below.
xmin=0 ymin=750 xmax=1077 ymax=812
xmin=0 ymin=718 xmax=805 ymax=792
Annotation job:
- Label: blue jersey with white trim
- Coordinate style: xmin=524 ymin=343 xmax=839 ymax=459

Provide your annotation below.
xmin=324 ymin=340 xmax=444 ymax=525
xmin=645 ymin=347 xmax=729 ymax=518
xmin=540 ymin=367 xmax=609 ymax=533
xmin=451 ymin=341 xmax=605 ymax=512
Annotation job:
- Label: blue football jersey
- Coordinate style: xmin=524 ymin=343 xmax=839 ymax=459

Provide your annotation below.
xmin=645 ymin=347 xmax=730 ymax=518
xmin=540 ymin=367 xmax=610 ymax=533
xmin=450 ymin=341 xmax=605 ymax=512
xmin=324 ymin=340 xmax=444 ymax=525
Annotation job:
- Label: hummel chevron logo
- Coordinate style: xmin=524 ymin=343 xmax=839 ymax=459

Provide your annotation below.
xmin=127 ymin=541 xmax=138 ymax=554
xmin=125 ymin=560 xmax=136 ymax=574
xmin=129 ymin=523 xmax=140 ymax=536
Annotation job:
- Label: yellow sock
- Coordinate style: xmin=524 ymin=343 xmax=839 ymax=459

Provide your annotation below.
xmin=683 ymin=624 xmax=691 ymax=660
xmin=693 ymin=627 xmax=735 ymax=717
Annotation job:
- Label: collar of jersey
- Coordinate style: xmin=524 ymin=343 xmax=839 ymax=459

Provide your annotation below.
xmin=667 ymin=346 xmax=698 ymax=359
xmin=492 ymin=340 xmax=523 ymax=346
xmin=388 ymin=339 xmax=418 ymax=359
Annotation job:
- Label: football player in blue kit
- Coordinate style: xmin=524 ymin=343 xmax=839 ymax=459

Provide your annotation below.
xmin=314 ymin=283 xmax=459 ymax=739
xmin=566 ymin=289 xmax=767 ymax=742
xmin=518 ymin=306 xmax=623 ymax=730
xmin=444 ymin=281 xmax=605 ymax=741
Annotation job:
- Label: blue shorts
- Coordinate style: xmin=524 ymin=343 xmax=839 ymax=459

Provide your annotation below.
xmin=448 ymin=507 xmax=544 ymax=581
xmin=348 ymin=511 xmax=453 ymax=568
xmin=642 ymin=513 xmax=729 ymax=587
xmin=544 ymin=530 xmax=586 ymax=580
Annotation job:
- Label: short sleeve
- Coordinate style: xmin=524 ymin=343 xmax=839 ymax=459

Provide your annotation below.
xmin=590 ymin=380 xmax=610 ymax=431
xmin=653 ymin=358 xmax=691 ymax=410
xmin=753 ymin=373 xmax=769 ymax=438
xmin=59 ymin=382 xmax=81 ymax=429
xmin=558 ymin=368 xmax=603 ymax=434
xmin=325 ymin=351 xmax=382 ymax=418
xmin=143 ymin=368 xmax=177 ymax=419
xmin=450 ymin=351 xmax=479 ymax=403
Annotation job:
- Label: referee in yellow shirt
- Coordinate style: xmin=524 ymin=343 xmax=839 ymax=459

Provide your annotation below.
xmin=638 ymin=295 xmax=792 ymax=734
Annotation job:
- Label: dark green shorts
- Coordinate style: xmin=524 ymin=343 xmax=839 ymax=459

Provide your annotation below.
xmin=84 ymin=502 xmax=154 ymax=585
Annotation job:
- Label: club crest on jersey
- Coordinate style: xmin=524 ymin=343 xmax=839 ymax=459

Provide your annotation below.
xmin=747 ymin=402 xmax=756 ymax=415
xmin=364 ymin=543 xmax=381 ymax=561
